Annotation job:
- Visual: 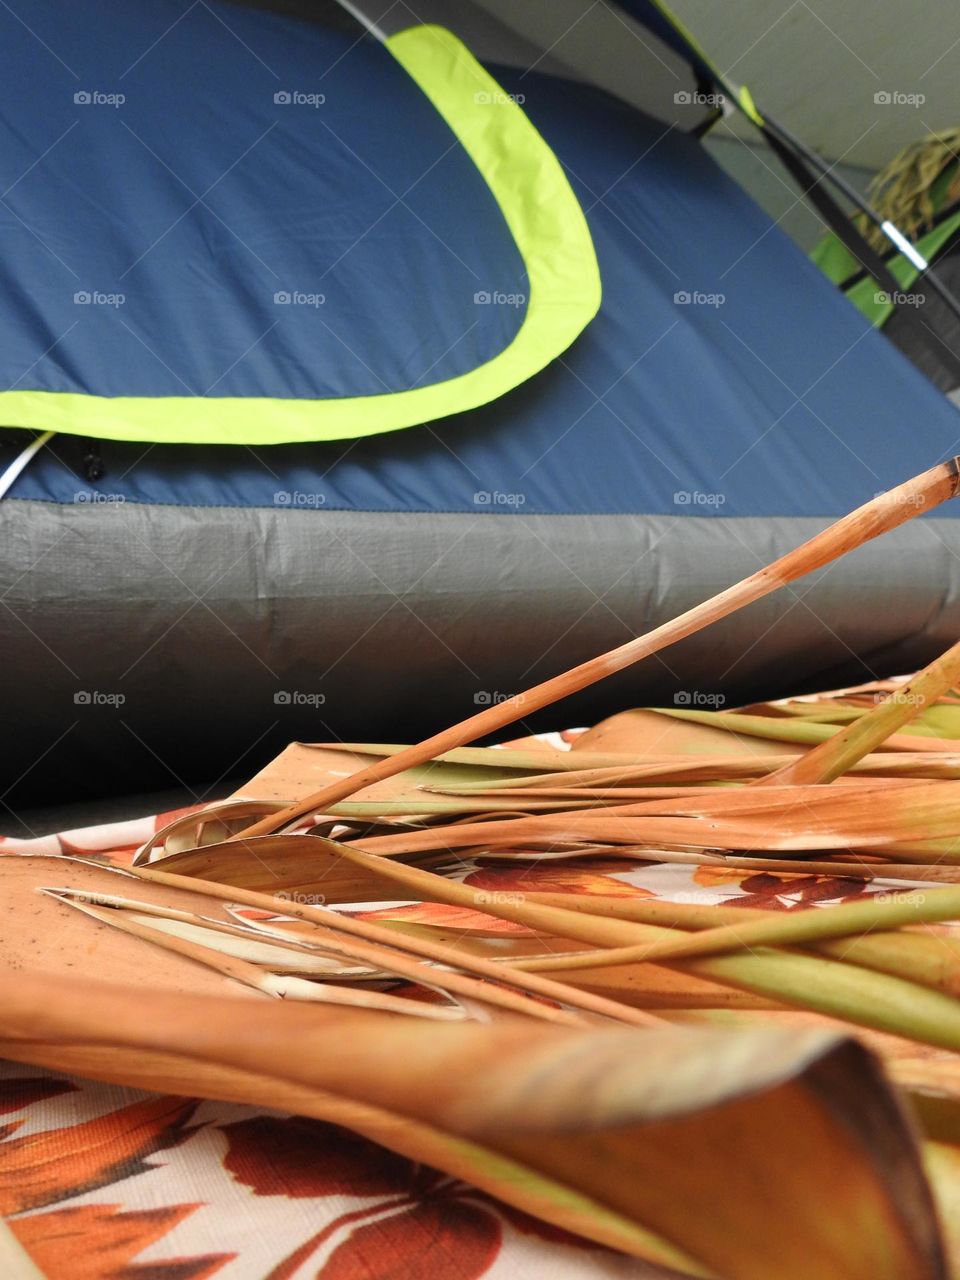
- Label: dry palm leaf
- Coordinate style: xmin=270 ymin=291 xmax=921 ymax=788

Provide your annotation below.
xmin=758 ymin=638 xmax=960 ymax=787
xmin=0 ymin=969 xmax=946 ymax=1280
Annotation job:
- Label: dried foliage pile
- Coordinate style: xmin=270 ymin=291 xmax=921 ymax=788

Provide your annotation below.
xmin=7 ymin=461 xmax=960 ymax=1277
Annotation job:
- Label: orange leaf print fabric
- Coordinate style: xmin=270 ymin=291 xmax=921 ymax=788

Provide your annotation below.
xmin=693 ymin=865 xmax=875 ymax=910
xmin=0 ymin=1096 xmax=197 ymax=1214
xmin=0 ymin=1077 xmax=76 ymax=1117
xmin=465 ymin=858 xmax=653 ymax=898
xmin=222 ymin=1115 xmax=590 ymax=1280
xmin=11 ymin=1204 xmax=230 ymax=1280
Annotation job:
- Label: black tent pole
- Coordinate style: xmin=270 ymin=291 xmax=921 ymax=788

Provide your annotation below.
xmin=760 ymin=110 xmax=960 ymax=328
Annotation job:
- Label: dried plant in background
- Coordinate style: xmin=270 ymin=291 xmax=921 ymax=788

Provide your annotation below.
xmin=855 ymin=126 xmax=960 ymax=251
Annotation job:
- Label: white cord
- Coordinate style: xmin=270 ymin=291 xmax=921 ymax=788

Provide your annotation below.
xmin=881 ymin=220 xmax=929 ymax=272
xmin=0 ymin=430 xmax=55 ymax=500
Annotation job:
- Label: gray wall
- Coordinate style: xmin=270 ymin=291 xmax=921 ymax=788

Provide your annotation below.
xmin=703 ymin=132 xmax=875 ymax=253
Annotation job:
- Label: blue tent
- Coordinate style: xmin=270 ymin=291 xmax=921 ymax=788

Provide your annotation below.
xmin=3 ymin=0 xmax=959 ymax=806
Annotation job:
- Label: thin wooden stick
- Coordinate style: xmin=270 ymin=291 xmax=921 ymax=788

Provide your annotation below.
xmin=235 ymin=460 xmax=960 ymax=838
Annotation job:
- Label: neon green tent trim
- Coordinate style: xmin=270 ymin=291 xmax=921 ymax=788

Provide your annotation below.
xmin=0 ymin=25 xmax=600 ymax=446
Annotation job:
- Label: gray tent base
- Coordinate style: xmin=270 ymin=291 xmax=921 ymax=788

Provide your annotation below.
xmin=3 ymin=501 xmax=957 ymax=810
